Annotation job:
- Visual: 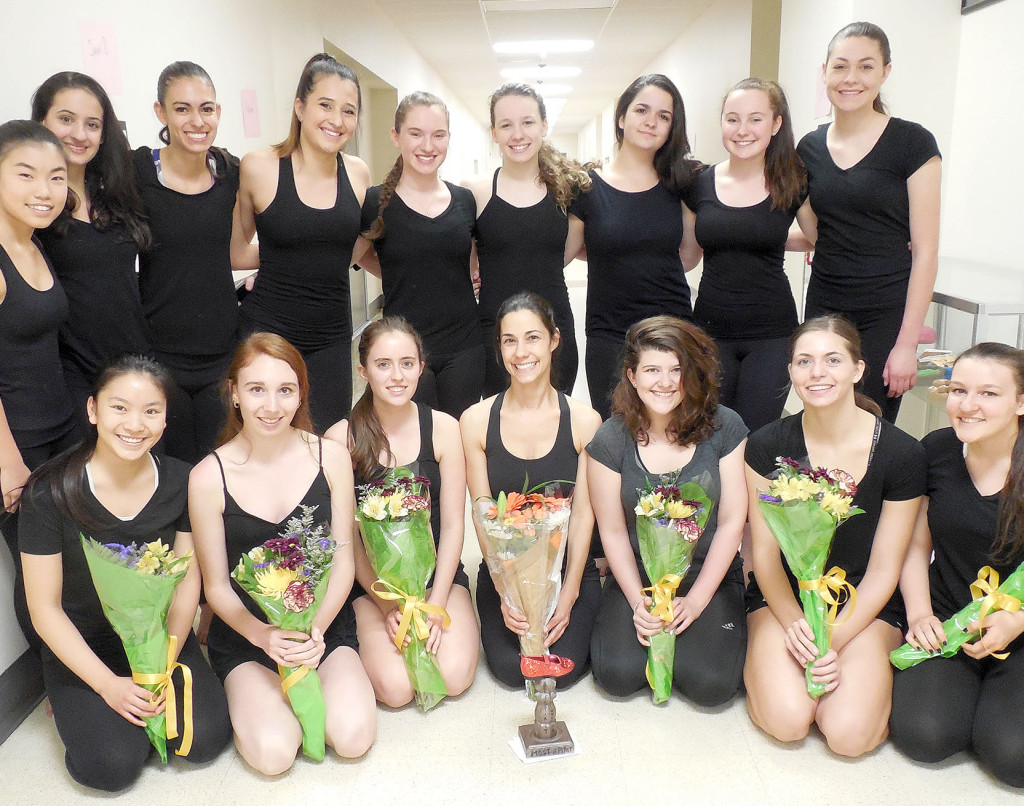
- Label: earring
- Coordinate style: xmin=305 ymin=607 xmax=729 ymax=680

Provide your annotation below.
xmin=233 ymin=399 xmax=239 ymax=408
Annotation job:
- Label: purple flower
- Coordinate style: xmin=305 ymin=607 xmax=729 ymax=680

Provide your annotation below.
xmin=758 ymin=493 xmax=783 ymax=504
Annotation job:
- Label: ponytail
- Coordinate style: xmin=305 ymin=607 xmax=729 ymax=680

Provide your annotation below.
xmin=362 ymin=156 xmax=403 ymax=241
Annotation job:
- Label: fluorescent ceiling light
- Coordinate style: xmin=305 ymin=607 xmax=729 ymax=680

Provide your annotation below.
xmin=501 ymin=66 xmax=581 ymax=80
xmin=494 ymin=39 xmax=594 ymax=55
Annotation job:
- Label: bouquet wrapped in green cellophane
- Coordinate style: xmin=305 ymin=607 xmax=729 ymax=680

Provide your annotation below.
xmin=757 ymin=458 xmax=862 ymax=698
xmin=634 ymin=475 xmax=713 ymax=704
xmin=891 ymin=563 xmax=1024 ymax=670
xmin=357 ymin=468 xmax=449 ymax=712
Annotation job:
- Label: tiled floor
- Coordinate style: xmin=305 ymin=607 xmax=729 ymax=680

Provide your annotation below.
xmin=1 ymin=263 xmax=1017 ymax=803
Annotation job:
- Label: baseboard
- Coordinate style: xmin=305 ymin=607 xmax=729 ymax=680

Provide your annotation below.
xmin=0 ymin=650 xmax=44 ymax=746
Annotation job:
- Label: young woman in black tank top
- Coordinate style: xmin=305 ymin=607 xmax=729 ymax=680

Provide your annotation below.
xmin=236 ymin=54 xmax=371 ymax=431
xmin=463 ymin=83 xmax=591 ymax=398
xmin=353 ymin=92 xmax=482 ymax=420
xmin=325 ymin=317 xmax=478 ymax=707
xmin=0 ymin=121 xmax=78 ymax=652
xmin=134 ymin=62 xmax=256 ymax=464
xmin=190 ymin=333 xmax=375 ymax=774
xmin=461 ymin=293 xmax=602 ymax=689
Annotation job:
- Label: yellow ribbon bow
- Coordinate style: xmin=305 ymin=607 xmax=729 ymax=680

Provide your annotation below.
xmin=969 ymin=566 xmax=1022 ymax=660
xmin=798 ymin=566 xmax=857 ymax=628
xmin=371 ymin=579 xmax=452 ymax=649
xmin=131 ymin=634 xmax=194 ymax=757
xmin=642 ymin=573 xmax=683 ymax=623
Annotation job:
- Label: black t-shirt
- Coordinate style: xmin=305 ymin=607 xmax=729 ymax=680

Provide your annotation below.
xmin=18 ymin=455 xmax=191 ymax=654
xmin=746 ymin=413 xmax=926 ymax=595
xmin=922 ymin=428 xmax=1022 ymax=620
xmin=133 ymin=146 xmax=240 ymax=357
xmin=797 ymin=118 xmax=940 ymax=311
xmin=38 ymin=220 xmax=151 ymax=383
xmin=682 ymin=165 xmax=802 ymax=340
xmin=568 ymin=171 xmax=691 ymax=341
xmin=361 ymin=183 xmax=480 ymax=354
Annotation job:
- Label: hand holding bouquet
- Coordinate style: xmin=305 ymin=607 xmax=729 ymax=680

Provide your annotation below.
xmin=473 ymin=487 xmax=571 ymax=659
xmin=634 ymin=475 xmax=713 ymax=704
xmin=232 ymin=505 xmax=336 ymax=760
xmin=891 ymin=563 xmax=1024 ymax=669
xmin=757 ymin=457 xmax=862 ymax=698
xmin=80 ymin=537 xmax=193 ymax=762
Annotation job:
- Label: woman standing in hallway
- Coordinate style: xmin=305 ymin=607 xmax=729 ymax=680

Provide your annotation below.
xmin=743 ymin=315 xmax=924 ymax=757
xmin=19 ymin=355 xmax=231 ymax=792
xmin=134 ymin=61 xmax=252 ymax=464
xmin=587 ymin=316 xmax=748 ymax=704
xmin=33 ymin=72 xmax=152 ymax=437
xmin=796 ymin=22 xmax=941 ymax=423
xmin=238 ymin=53 xmax=370 ymax=431
xmin=190 ymin=333 xmax=375 ymax=774
xmin=464 ymin=83 xmax=590 ymax=397
xmin=462 ymin=293 xmax=602 ymax=689
xmin=682 ymin=78 xmax=806 ymax=433
xmin=566 ymin=74 xmax=701 ymax=420
xmin=0 ymin=120 xmax=77 ymax=651
xmin=890 ymin=343 xmax=1024 ymax=787
xmin=354 ymin=92 xmax=481 ymax=419
xmin=325 ymin=317 xmax=479 ymax=707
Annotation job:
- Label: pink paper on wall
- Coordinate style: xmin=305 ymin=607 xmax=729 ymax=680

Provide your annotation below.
xmin=813 ymin=69 xmax=832 ymax=119
xmin=78 ymin=21 xmax=123 ymax=95
xmin=241 ymin=89 xmax=261 ymax=138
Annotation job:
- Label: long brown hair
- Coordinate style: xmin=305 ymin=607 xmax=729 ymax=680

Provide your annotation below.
xmin=488 ymin=83 xmax=591 ymax=210
xmin=275 ymin=53 xmax=361 ymax=157
xmin=953 ymin=342 xmax=1024 ymax=562
xmin=218 ymin=333 xmax=314 ymax=445
xmin=789 ymin=315 xmax=882 ymax=416
xmin=349 ymin=317 xmax=426 ymax=481
xmin=722 ymin=78 xmax=806 ymax=211
xmin=612 ymin=316 xmax=719 ymax=446
xmin=362 ymin=91 xmax=448 ymax=241
xmin=826 ymin=21 xmax=891 ymax=115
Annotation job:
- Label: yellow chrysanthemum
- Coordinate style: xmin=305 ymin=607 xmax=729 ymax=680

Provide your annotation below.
xmin=771 ymin=476 xmax=819 ymax=502
xmin=136 ymin=553 xmax=160 ymax=575
xmin=255 ymin=567 xmax=299 ymax=598
xmin=635 ymin=493 xmax=664 ymax=517
xmin=387 ymin=494 xmax=408 ymax=519
xmin=360 ymin=495 xmax=388 ymax=521
xmin=820 ymin=491 xmax=851 ymax=518
xmin=247 ymin=546 xmax=266 ymax=564
xmin=665 ymin=500 xmax=697 ymax=519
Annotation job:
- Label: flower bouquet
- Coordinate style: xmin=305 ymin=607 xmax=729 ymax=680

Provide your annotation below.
xmin=473 ymin=485 xmax=572 ymax=662
xmin=757 ymin=457 xmax=862 ymax=698
xmin=891 ymin=563 xmax=1024 ymax=669
xmin=80 ymin=537 xmax=193 ymax=762
xmin=634 ymin=475 xmax=713 ymax=704
xmin=232 ymin=505 xmax=336 ymax=761
xmin=356 ymin=467 xmax=450 ymax=713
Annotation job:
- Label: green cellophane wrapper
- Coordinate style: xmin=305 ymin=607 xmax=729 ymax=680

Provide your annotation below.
xmin=232 ymin=558 xmax=332 ymax=761
xmin=472 ymin=497 xmax=571 ymax=659
xmin=757 ymin=499 xmax=841 ymax=699
xmin=891 ymin=561 xmax=1024 ymax=670
xmin=80 ymin=537 xmax=189 ymax=763
xmin=357 ymin=506 xmax=447 ymax=713
xmin=636 ymin=482 xmax=712 ymax=704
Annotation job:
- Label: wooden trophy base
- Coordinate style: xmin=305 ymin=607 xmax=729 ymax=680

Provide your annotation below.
xmin=518 ymin=721 xmax=575 ymax=759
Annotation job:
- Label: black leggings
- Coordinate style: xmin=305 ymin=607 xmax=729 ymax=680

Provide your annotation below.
xmin=415 ymin=343 xmax=485 ymax=420
xmin=157 ymin=351 xmax=233 ymax=465
xmin=585 ymin=335 xmax=624 ymax=421
xmin=804 ymin=300 xmax=906 ymax=423
xmin=482 ymin=327 xmax=579 ymax=398
xmin=301 ymin=338 xmax=353 ymax=433
xmin=890 ymin=641 xmax=1024 ymax=787
xmin=590 ymin=572 xmax=746 ymax=706
xmin=715 ymin=336 xmax=791 ymax=433
xmin=44 ymin=632 xmax=232 ymax=792
xmin=475 ymin=559 xmax=600 ymax=690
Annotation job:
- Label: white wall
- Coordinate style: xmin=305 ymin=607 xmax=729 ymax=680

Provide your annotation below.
xmin=0 ymin=0 xmax=489 ymax=678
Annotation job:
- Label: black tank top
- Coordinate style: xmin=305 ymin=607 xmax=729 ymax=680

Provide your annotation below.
xmin=0 ymin=241 xmax=73 ymax=443
xmin=475 ymin=168 xmax=572 ymax=327
xmin=485 ymin=391 xmax=577 ymax=499
xmin=243 ymin=155 xmax=360 ymax=351
xmin=353 ymin=403 xmax=442 ymax=543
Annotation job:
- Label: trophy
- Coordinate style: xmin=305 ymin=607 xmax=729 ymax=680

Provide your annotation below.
xmin=518 ymin=654 xmax=575 ymax=758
